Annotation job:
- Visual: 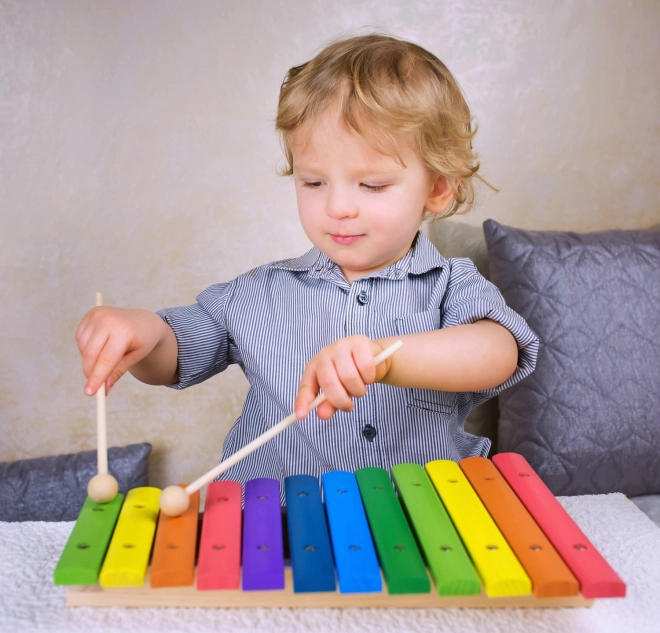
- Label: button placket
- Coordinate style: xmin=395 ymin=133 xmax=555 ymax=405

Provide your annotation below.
xmin=343 ymin=280 xmax=377 ymax=456
xmin=345 ymin=280 xmax=372 ymax=337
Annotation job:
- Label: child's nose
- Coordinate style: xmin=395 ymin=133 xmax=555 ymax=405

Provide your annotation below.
xmin=325 ymin=187 xmax=358 ymax=220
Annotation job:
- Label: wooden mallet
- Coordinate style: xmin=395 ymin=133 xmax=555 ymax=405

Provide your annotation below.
xmin=159 ymin=339 xmax=404 ymax=517
xmin=86 ymin=292 xmax=119 ymax=504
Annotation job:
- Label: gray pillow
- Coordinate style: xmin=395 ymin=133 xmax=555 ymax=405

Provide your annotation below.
xmin=0 ymin=443 xmax=151 ymax=521
xmin=426 ymin=219 xmax=491 ymax=279
xmin=483 ymin=220 xmax=660 ymax=496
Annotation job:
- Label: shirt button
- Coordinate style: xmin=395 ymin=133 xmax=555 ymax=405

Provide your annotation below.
xmin=362 ymin=424 xmax=377 ymax=442
xmin=357 ymin=290 xmax=369 ymax=305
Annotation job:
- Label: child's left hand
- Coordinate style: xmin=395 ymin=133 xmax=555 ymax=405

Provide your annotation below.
xmin=294 ymin=335 xmax=391 ymax=421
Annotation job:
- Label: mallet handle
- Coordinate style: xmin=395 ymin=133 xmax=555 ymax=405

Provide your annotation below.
xmin=95 ymin=292 xmax=108 ymax=475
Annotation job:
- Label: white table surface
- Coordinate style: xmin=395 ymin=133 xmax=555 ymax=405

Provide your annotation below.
xmin=1 ymin=493 xmax=658 ymax=633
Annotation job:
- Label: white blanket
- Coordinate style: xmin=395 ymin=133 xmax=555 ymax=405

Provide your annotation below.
xmin=0 ymin=493 xmax=658 ymax=633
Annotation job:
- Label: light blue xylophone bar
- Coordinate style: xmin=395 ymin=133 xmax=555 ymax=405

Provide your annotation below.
xmin=321 ymin=470 xmax=382 ymax=593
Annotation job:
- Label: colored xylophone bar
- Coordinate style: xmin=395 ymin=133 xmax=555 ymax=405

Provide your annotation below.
xmin=54 ymin=453 xmax=625 ymax=608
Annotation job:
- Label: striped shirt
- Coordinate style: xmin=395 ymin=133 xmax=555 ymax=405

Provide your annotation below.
xmin=158 ymin=232 xmax=538 ymax=498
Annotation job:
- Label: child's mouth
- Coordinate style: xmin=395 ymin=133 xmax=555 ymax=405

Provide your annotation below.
xmin=330 ymin=234 xmax=364 ymax=245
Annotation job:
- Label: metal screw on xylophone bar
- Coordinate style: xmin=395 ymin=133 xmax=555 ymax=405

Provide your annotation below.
xmin=159 ymin=339 xmax=405 ymax=517
xmin=86 ymin=292 xmax=119 ymax=504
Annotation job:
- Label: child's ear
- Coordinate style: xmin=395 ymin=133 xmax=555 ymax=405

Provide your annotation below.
xmin=425 ymin=173 xmax=454 ymax=215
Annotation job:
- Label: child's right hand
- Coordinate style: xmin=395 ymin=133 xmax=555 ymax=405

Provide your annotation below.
xmin=294 ymin=335 xmax=391 ymax=421
xmin=76 ymin=307 xmax=177 ymax=396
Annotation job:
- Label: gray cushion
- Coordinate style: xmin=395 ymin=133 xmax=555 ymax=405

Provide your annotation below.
xmin=483 ymin=220 xmax=660 ymax=496
xmin=427 ymin=219 xmax=491 ymax=279
xmin=0 ymin=443 xmax=151 ymax=521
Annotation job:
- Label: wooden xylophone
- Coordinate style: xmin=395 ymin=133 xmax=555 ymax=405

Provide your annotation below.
xmin=54 ymin=453 xmax=625 ymax=608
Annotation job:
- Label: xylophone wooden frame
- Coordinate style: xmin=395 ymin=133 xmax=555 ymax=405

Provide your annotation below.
xmin=65 ymin=569 xmax=594 ymax=608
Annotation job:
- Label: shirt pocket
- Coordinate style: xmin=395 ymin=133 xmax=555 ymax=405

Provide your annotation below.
xmin=394 ymin=310 xmax=457 ymax=416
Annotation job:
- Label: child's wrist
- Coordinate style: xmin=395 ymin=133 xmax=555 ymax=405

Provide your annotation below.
xmin=373 ymin=337 xmax=397 ymax=381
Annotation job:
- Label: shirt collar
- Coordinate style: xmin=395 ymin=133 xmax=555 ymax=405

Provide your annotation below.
xmin=269 ymin=231 xmax=446 ymax=281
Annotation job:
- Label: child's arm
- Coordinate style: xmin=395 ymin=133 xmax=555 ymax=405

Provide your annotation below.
xmin=76 ymin=307 xmax=179 ymax=396
xmin=378 ymin=319 xmax=518 ymax=391
xmin=294 ymin=320 xmax=518 ymax=421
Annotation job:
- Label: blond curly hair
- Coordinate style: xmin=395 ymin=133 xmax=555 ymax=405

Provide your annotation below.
xmin=276 ymin=34 xmax=481 ymax=217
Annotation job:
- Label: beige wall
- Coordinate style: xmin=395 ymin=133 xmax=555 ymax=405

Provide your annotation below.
xmin=1 ymin=0 xmax=659 ymax=488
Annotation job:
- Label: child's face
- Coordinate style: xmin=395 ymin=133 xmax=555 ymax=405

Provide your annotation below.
xmin=289 ymin=108 xmax=434 ymax=283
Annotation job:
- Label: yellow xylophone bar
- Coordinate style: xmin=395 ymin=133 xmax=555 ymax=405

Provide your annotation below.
xmin=425 ymin=460 xmax=532 ymax=597
xmin=99 ymin=487 xmax=161 ymax=587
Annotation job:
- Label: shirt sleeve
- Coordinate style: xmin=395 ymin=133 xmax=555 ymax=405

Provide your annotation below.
xmin=156 ymin=282 xmax=240 ymax=389
xmin=440 ymin=258 xmax=539 ymax=406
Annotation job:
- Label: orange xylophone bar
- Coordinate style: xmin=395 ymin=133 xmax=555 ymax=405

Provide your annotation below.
xmin=460 ymin=457 xmax=579 ymax=598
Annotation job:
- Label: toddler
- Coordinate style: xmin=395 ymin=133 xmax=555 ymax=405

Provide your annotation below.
xmin=76 ymin=34 xmax=538 ymax=489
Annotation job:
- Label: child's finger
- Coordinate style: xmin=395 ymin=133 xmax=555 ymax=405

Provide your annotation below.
xmin=75 ymin=307 xmax=95 ymax=339
xmin=315 ymin=399 xmax=338 ymax=420
xmin=84 ymin=337 xmax=129 ymax=396
xmin=80 ymin=328 xmax=109 ymax=380
xmin=76 ymin=307 xmax=103 ymax=350
xmin=105 ymin=349 xmax=142 ymax=392
xmin=294 ymin=373 xmax=320 ymax=419
xmin=76 ymin=321 xmax=99 ymax=362
xmin=75 ymin=317 xmax=90 ymax=348
xmin=352 ymin=343 xmax=378 ymax=385
xmin=333 ymin=349 xmax=367 ymax=399
xmin=316 ymin=357 xmax=354 ymax=413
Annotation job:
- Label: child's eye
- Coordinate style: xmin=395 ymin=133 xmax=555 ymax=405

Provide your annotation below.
xmin=302 ymin=181 xmax=323 ymax=189
xmin=361 ymin=183 xmax=388 ymax=192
